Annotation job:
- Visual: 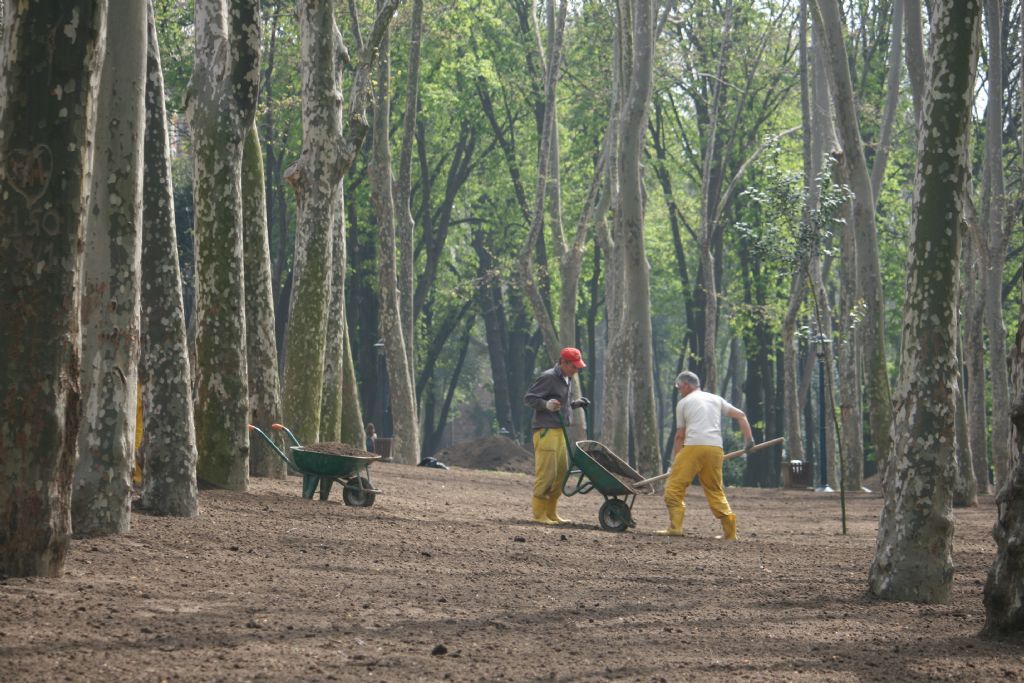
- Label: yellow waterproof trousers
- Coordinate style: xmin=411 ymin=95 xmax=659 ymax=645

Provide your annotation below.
xmin=664 ymin=444 xmax=734 ymax=523
xmin=532 ymin=428 xmax=568 ymax=503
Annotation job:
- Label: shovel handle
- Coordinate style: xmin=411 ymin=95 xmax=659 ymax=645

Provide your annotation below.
xmin=633 ymin=437 xmax=785 ymax=488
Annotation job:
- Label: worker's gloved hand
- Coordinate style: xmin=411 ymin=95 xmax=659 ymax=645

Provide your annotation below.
xmin=570 ymin=397 xmax=591 ymax=409
xmin=545 ymin=398 xmax=561 ymax=412
xmin=744 ymin=439 xmax=756 ymax=454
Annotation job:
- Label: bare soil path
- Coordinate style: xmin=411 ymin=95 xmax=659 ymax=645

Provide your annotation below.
xmin=2 ymin=461 xmax=1021 ymax=682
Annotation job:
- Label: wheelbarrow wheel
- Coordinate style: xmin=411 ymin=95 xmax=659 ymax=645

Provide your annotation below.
xmin=342 ymin=477 xmax=376 ymax=507
xmin=598 ymin=499 xmax=631 ymax=532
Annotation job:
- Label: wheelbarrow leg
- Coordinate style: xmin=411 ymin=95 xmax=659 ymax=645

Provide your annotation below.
xmin=318 ymin=477 xmax=334 ymax=501
xmin=301 ymin=474 xmax=320 ymax=499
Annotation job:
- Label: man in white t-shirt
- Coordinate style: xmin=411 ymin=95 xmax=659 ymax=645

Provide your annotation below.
xmin=656 ymin=371 xmax=754 ymax=540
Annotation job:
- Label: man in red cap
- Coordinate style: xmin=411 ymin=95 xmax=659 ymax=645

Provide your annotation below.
xmin=523 ymin=347 xmax=590 ymax=524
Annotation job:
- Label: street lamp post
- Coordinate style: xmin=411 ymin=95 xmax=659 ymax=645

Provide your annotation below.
xmin=813 ymin=333 xmax=833 ymax=493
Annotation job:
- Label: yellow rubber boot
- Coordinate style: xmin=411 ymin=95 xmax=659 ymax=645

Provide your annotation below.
xmin=532 ymin=497 xmax=558 ymax=525
xmin=546 ymin=496 xmax=571 ymax=524
xmin=719 ymin=514 xmax=737 ymax=540
xmin=655 ymin=507 xmax=684 ymax=536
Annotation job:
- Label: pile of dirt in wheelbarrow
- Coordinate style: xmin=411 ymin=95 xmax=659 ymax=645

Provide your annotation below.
xmin=434 ymin=435 xmax=533 ymax=473
xmin=299 ymin=441 xmax=375 ymax=457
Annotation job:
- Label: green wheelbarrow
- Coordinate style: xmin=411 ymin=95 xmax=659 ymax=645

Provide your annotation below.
xmin=248 ymin=423 xmax=381 ymax=506
xmin=557 ymin=414 xmax=655 ymax=532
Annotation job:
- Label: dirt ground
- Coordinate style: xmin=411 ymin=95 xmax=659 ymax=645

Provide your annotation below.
xmin=3 ymin=459 xmax=1023 ymax=682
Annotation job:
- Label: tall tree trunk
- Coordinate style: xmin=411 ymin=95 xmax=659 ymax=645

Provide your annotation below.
xmin=953 ymin=328 xmax=978 ymax=506
xmin=73 ymin=0 xmax=147 ymax=536
xmin=982 ymin=303 xmax=1024 ymax=635
xmin=837 ymin=166 xmax=864 ymax=489
xmin=869 ymin=0 xmax=904 ymax=202
xmin=599 ymin=0 xmax=630 ymax=456
xmin=903 ymin=0 xmax=926 ymax=125
xmin=320 ymin=190 xmax=346 ymax=442
xmin=242 ymin=123 xmax=286 ymax=477
xmin=517 ymin=0 xmax=568 ymax=363
xmin=964 ymin=233 xmax=990 ymax=492
xmin=615 ymin=0 xmax=658 ymax=477
xmin=696 ymin=0 xmax=735 ymax=395
xmin=371 ymin=4 xmax=420 ymax=465
xmin=139 ymin=0 xmax=199 ymax=516
xmin=814 ymin=0 xmax=893 ymax=471
xmin=282 ymin=0 xmax=340 ymax=445
xmin=188 ymin=0 xmax=260 ymax=489
xmin=0 ymin=0 xmax=107 ymax=576
xmin=982 ymin=0 xmax=1011 ymax=490
xmin=340 ymin=321 xmax=366 ymax=448
xmin=283 ymin=0 xmax=398 ymax=445
xmin=783 ymin=0 xmax=813 ymax=467
xmin=868 ymin=0 xmax=980 ymax=602
xmin=396 ymin=0 xmax=424 ymax=373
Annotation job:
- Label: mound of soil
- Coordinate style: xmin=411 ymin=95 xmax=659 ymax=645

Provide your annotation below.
xmin=434 ymin=435 xmax=533 ymax=473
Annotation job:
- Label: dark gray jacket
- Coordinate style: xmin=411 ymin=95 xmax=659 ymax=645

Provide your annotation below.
xmin=524 ymin=365 xmax=572 ymax=430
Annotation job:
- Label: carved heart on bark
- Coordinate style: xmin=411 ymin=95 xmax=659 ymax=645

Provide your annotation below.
xmin=6 ymin=144 xmax=53 ymax=207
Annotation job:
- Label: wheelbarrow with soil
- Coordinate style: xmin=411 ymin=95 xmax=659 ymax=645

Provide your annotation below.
xmin=556 ymin=413 xmax=654 ymax=532
xmin=248 ymin=424 xmax=381 ymax=506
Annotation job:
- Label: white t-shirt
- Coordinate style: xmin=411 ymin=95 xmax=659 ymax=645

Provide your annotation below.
xmin=676 ymin=390 xmax=736 ymax=447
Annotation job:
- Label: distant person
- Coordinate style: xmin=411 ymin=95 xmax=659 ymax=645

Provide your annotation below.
xmin=365 ymin=423 xmax=377 ymax=454
xmin=523 ymin=347 xmax=590 ymax=525
xmin=658 ymin=371 xmax=754 ymax=540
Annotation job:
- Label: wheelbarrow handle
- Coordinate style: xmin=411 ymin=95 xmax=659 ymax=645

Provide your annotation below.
xmin=248 ymin=424 xmax=299 ymax=470
xmin=633 ymin=437 xmax=786 ymax=488
xmin=270 ymin=423 xmax=302 ymax=447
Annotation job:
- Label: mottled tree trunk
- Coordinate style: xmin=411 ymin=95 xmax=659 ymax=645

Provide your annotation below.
xmin=139 ymin=0 xmax=199 ymax=516
xmin=282 ymin=0 xmax=341 ymax=445
xmin=0 ymin=1 xmax=107 ymax=576
xmin=868 ymin=0 xmax=980 ymax=602
xmin=320 ymin=189 xmax=346 ymax=443
xmin=188 ymin=0 xmax=260 ymax=489
xmin=284 ymin=0 xmax=397 ymax=446
xmin=814 ymin=0 xmax=892 ymax=471
xmin=242 ymin=123 xmax=286 ymax=478
xmin=982 ymin=309 xmax=1024 ymax=635
xmin=73 ymin=0 xmax=147 ymax=537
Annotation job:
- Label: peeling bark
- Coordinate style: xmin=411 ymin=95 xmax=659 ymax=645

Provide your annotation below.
xmin=139 ymin=0 xmax=199 ymax=516
xmin=283 ymin=0 xmax=397 ymax=446
xmin=0 ymin=1 xmax=108 ymax=576
xmin=188 ymin=0 xmax=260 ymax=490
xmin=73 ymin=0 xmax=147 ymax=537
xmin=869 ymin=0 xmax=980 ymax=603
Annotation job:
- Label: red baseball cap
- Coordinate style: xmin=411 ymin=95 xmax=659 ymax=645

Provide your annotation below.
xmin=560 ymin=347 xmax=586 ymax=369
